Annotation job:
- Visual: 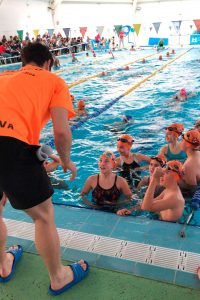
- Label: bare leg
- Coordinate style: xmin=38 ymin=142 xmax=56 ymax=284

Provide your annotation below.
xmin=25 ymin=198 xmax=86 ymax=290
xmin=0 ymin=194 xmax=14 ymax=278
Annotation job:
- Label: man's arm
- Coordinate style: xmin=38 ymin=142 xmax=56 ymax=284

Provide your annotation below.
xmin=50 ymin=107 xmax=76 ymax=180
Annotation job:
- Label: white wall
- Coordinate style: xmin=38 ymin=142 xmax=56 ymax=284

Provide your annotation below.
xmin=0 ymin=0 xmax=200 ymax=45
xmin=0 ymin=0 xmax=53 ymax=39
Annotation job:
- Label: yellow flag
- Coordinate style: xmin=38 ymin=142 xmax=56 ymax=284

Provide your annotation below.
xmin=33 ymin=29 xmax=40 ymax=38
xmin=133 ymin=24 xmax=141 ymax=36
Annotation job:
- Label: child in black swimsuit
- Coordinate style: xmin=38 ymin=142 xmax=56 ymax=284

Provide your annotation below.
xmin=81 ymin=151 xmax=132 ymax=213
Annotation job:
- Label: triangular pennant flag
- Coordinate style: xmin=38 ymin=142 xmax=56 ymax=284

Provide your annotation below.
xmin=193 ymin=20 xmax=200 ymax=32
xmin=17 ymin=30 xmax=23 ymax=41
xmin=96 ymin=26 xmax=104 ymax=36
xmin=47 ymin=29 xmax=54 ymax=37
xmin=79 ymin=27 xmax=87 ymax=38
xmin=169 ymin=26 xmax=172 ymax=31
xmin=172 ymin=21 xmax=182 ymax=34
xmin=114 ymin=25 xmax=122 ymax=36
xmin=190 ymin=25 xmax=193 ymax=29
xmin=33 ymin=29 xmax=39 ymax=38
xmin=63 ymin=28 xmax=70 ymax=37
xmin=153 ymin=22 xmax=161 ymax=34
xmin=150 ymin=26 xmax=152 ymax=31
xmin=133 ymin=24 xmax=141 ymax=36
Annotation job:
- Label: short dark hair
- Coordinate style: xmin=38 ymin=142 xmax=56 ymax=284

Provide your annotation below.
xmin=21 ymin=42 xmax=53 ymax=67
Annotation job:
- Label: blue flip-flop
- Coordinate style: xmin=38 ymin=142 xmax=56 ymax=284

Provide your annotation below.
xmin=0 ymin=245 xmax=23 ymax=283
xmin=49 ymin=260 xmax=90 ymax=296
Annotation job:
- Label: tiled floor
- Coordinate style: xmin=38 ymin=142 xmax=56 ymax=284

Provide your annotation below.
xmin=3 ymin=202 xmax=200 ymax=290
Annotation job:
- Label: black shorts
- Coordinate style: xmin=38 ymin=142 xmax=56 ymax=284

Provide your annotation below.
xmin=0 ymin=137 xmax=54 ymax=210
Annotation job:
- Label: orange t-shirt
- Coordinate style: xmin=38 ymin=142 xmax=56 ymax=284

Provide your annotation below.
xmin=0 ymin=65 xmax=75 ymax=145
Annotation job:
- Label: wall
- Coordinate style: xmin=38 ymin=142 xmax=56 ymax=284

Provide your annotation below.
xmin=0 ymin=0 xmax=53 ymax=39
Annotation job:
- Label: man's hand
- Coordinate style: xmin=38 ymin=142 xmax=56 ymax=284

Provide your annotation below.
xmin=62 ymin=159 xmax=77 ymax=180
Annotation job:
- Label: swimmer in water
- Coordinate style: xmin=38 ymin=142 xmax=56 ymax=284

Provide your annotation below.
xmin=81 ymin=151 xmax=132 ymax=213
xmin=75 ymin=100 xmax=87 ymax=116
xmin=173 ymin=88 xmax=196 ymax=101
xmin=159 ymin=55 xmax=162 ymax=60
xmin=159 ymin=123 xmax=187 ymax=162
xmin=72 ymin=52 xmax=78 ymax=63
xmin=115 ymin=134 xmax=150 ymax=188
xmin=104 ymin=115 xmax=134 ymax=133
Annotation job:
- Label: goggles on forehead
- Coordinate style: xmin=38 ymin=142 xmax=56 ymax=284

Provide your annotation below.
xmin=182 ymin=133 xmax=200 ymax=147
xmin=162 ymin=163 xmax=182 ymax=176
xmin=117 ymin=137 xmax=134 ymax=144
xmin=165 ymin=127 xmax=181 ymax=135
xmin=99 ymin=152 xmax=115 ymax=161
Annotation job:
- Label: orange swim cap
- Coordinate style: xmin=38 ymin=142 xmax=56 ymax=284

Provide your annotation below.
xmin=117 ymin=134 xmax=134 ymax=149
xmin=194 ymin=120 xmax=200 ymax=128
xmin=164 ymin=160 xmax=183 ymax=181
xmin=165 ymin=123 xmax=184 ymax=137
xmin=151 ymin=154 xmax=166 ymax=166
xmin=124 ymin=66 xmax=129 ymax=70
xmin=99 ymin=150 xmax=116 ymax=167
xmin=101 ymin=71 xmax=106 ymax=76
xmin=171 ymin=49 xmax=175 ymax=54
xmin=166 ymin=52 xmax=170 ymax=57
xmin=142 ymin=58 xmax=146 ymax=63
xmin=77 ymin=100 xmax=85 ymax=109
xmin=159 ymin=55 xmax=162 ymax=60
xmin=182 ymin=129 xmax=200 ymax=149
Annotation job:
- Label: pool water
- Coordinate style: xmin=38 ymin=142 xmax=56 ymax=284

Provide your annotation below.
xmin=2 ymin=49 xmax=200 ymax=210
xmin=40 ymin=48 xmax=200 ymax=209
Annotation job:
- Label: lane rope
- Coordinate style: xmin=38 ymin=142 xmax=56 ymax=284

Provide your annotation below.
xmin=47 ymin=48 xmax=192 ymax=147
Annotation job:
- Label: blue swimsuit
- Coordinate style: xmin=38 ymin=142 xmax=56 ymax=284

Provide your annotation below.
xmin=166 ymin=145 xmax=187 ymax=162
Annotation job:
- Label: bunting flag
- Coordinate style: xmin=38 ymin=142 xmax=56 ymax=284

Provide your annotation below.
xmin=96 ymin=26 xmax=104 ymax=36
xmin=153 ymin=22 xmax=161 ymax=34
xmin=193 ymin=20 xmax=200 ymax=32
xmin=133 ymin=24 xmax=141 ymax=36
xmin=150 ymin=27 xmax=152 ymax=31
xmin=172 ymin=21 xmax=182 ymax=34
xmin=63 ymin=28 xmax=70 ymax=37
xmin=169 ymin=26 xmax=172 ymax=31
xmin=33 ymin=29 xmax=40 ymax=38
xmin=17 ymin=30 xmax=23 ymax=41
xmin=47 ymin=29 xmax=54 ymax=37
xmin=79 ymin=27 xmax=87 ymax=38
xmin=190 ymin=25 xmax=193 ymax=30
xmin=114 ymin=25 xmax=122 ymax=36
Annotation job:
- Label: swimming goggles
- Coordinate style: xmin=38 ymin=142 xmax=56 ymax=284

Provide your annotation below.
xmin=100 ymin=152 xmax=115 ymax=161
xmin=162 ymin=164 xmax=182 ymax=176
xmin=182 ymin=133 xmax=200 ymax=146
xmin=194 ymin=123 xmax=200 ymax=127
xmin=151 ymin=156 xmax=165 ymax=167
xmin=165 ymin=127 xmax=182 ymax=135
xmin=117 ymin=137 xmax=134 ymax=144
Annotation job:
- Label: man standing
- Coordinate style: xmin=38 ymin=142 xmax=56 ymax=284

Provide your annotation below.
xmin=0 ymin=42 xmax=89 ymax=296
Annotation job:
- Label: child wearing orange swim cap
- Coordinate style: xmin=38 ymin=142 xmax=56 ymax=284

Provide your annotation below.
xmin=75 ymin=100 xmax=87 ymax=116
xmin=159 ymin=123 xmax=186 ymax=162
xmin=81 ymin=150 xmax=132 ymax=213
xmin=116 ymin=134 xmax=150 ymax=187
xmin=140 ymin=160 xmax=185 ymax=222
xmin=180 ymin=129 xmax=200 ymax=189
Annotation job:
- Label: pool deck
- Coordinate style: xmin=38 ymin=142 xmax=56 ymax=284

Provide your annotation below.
xmin=3 ymin=202 xmax=200 ymax=294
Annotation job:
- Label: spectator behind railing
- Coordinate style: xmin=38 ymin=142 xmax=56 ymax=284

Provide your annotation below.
xmin=0 ymin=32 xmax=89 ymax=65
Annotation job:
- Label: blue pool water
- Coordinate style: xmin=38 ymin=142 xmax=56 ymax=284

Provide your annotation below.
xmin=1 ymin=49 xmax=200 ymax=212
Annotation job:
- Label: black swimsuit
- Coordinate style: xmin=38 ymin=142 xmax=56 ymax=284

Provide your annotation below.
xmin=92 ymin=174 xmax=121 ymax=206
xmin=119 ymin=158 xmax=141 ymax=186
